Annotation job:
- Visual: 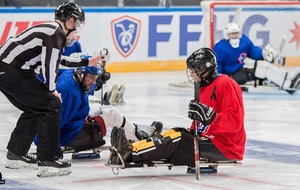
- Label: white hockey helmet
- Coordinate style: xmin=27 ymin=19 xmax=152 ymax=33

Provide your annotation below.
xmin=223 ymin=23 xmax=242 ymax=48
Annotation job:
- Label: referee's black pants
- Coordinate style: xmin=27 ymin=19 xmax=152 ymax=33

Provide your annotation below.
xmin=0 ymin=61 xmax=61 ymax=161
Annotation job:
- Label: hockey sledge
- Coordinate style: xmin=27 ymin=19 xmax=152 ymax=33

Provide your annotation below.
xmin=62 ymin=139 xmax=106 ymax=160
xmin=104 ymin=146 xmax=242 ymax=175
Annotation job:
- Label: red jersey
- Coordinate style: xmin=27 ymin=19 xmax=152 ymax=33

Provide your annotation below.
xmin=190 ymin=74 xmax=246 ymax=160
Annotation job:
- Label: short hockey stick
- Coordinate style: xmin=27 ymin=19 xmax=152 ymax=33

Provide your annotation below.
xmin=193 ymin=81 xmax=200 ymax=180
xmin=99 ymin=48 xmax=109 ymax=106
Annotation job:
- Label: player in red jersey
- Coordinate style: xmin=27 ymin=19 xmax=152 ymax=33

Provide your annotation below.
xmin=109 ymin=47 xmax=246 ymax=167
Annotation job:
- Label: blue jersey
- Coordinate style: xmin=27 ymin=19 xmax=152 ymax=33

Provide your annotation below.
xmin=214 ymin=34 xmax=264 ymax=75
xmin=62 ymin=41 xmax=82 ymax=56
xmin=57 ymin=70 xmax=90 ymax=146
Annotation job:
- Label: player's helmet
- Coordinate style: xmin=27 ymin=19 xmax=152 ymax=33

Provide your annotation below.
xmin=223 ymin=23 xmax=242 ymax=48
xmin=55 ymin=2 xmax=85 ymax=30
xmin=74 ymin=66 xmax=102 ymax=93
xmin=186 ymin=47 xmax=218 ymax=87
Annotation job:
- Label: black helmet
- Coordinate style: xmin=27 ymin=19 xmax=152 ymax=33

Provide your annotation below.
xmin=55 ymin=2 xmax=85 ymax=24
xmin=186 ymin=47 xmax=218 ymax=87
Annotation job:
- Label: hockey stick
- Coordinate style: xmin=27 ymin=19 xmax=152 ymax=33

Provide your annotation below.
xmin=193 ymin=81 xmax=200 ymax=180
xmin=279 ymin=34 xmax=287 ymax=54
xmin=278 ymin=34 xmax=287 ymax=66
xmin=99 ymin=48 xmax=109 ymax=106
xmin=233 ymin=7 xmax=242 ymax=24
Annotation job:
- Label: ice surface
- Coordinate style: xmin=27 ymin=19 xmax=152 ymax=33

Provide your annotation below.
xmin=0 ymin=71 xmax=299 ymax=190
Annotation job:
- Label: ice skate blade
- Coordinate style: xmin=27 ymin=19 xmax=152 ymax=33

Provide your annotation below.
xmin=37 ymin=166 xmax=72 ymax=178
xmin=5 ymin=160 xmax=38 ymax=170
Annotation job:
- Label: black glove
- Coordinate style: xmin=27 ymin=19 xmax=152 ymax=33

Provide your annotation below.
xmin=95 ymin=71 xmax=111 ymax=91
xmin=188 ymin=100 xmax=216 ymax=126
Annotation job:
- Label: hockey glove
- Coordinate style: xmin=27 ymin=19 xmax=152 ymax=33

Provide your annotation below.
xmin=188 ymin=100 xmax=216 ymax=126
xmin=95 ymin=71 xmax=111 ymax=91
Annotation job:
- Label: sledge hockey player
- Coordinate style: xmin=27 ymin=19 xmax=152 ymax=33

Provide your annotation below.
xmin=42 ymin=66 xmax=163 ymax=158
xmin=0 ymin=2 xmax=103 ymax=177
xmin=214 ymin=22 xmax=300 ymax=93
xmin=108 ymin=48 xmax=246 ymax=171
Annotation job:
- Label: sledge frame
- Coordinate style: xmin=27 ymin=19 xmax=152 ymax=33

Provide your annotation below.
xmin=104 ymin=146 xmax=242 ymax=176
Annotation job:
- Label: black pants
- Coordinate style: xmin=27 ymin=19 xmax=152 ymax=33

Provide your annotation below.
xmin=0 ymin=62 xmax=61 ymax=161
xmin=231 ymin=68 xmax=255 ymax=85
xmin=130 ymin=128 xmax=228 ymax=167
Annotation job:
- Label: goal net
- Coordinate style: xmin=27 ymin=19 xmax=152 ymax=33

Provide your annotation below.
xmin=201 ymin=1 xmax=300 ymax=61
xmin=170 ymin=1 xmax=300 ymax=88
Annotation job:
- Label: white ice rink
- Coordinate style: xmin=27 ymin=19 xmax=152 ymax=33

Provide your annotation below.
xmin=0 ymin=71 xmax=300 ymax=190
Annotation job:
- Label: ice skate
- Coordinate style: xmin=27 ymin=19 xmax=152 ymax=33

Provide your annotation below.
xmin=5 ymin=151 xmax=38 ymax=170
xmin=37 ymin=160 xmax=72 ymax=178
xmin=109 ymin=127 xmax=132 ymax=166
xmin=134 ymin=125 xmax=149 ymax=140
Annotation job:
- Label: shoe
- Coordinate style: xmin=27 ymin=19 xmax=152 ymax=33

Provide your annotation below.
xmin=146 ymin=121 xmax=163 ymax=137
xmin=110 ymin=127 xmax=132 ymax=165
xmin=110 ymin=127 xmax=119 ymax=147
xmin=5 ymin=151 xmax=37 ymax=169
xmin=6 ymin=151 xmax=37 ymax=164
xmin=134 ymin=125 xmax=149 ymax=140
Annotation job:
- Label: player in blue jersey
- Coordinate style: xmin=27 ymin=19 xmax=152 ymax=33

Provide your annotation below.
xmin=214 ymin=22 xmax=300 ymax=92
xmin=47 ymin=66 xmax=162 ymax=153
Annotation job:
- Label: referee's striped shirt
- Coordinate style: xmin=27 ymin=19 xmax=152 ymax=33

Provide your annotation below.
xmin=0 ymin=21 xmax=66 ymax=92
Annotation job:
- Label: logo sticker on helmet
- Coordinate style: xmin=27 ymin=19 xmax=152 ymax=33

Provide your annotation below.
xmin=111 ymin=15 xmax=141 ymax=58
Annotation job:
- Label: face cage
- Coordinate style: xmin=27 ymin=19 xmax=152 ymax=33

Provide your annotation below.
xmin=74 ymin=19 xmax=84 ymax=31
xmin=186 ymin=69 xmax=195 ymax=84
xmin=186 ymin=67 xmax=207 ymax=85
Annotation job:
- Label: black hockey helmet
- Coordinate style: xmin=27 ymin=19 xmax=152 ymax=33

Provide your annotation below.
xmin=186 ymin=47 xmax=218 ymax=87
xmin=55 ymin=2 xmax=85 ymax=30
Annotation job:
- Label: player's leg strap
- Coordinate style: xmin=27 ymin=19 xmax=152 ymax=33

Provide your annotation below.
xmin=66 ymin=117 xmax=106 ymax=152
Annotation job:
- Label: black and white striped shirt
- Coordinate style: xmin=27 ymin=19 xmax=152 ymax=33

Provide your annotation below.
xmin=0 ymin=21 xmax=66 ymax=92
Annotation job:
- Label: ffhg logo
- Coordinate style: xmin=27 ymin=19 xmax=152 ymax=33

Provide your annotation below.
xmin=111 ymin=15 xmax=141 ymax=58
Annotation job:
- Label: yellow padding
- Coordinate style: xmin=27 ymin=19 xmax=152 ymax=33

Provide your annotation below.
xmin=131 ymin=129 xmax=182 ymax=152
xmin=106 ymin=60 xmax=186 ymax=73
xmin=160 ymin=129 xmax=182 ymax=139
xmin=132 ymin=139 xmax=155 ymax=152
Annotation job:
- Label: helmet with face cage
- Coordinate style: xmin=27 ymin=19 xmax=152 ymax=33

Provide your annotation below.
xmin=186 ymin=47 xmax=218 ymax=87
xmin=55 ymin=2 xmax=85 ymax=30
